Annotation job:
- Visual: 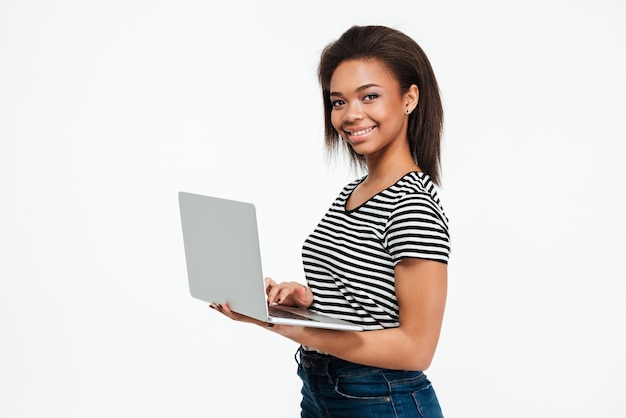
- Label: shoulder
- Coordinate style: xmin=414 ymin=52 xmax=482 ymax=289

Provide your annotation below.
xmin=381 ymin=173 xmax=449 ymax=234
xmin=387 ymin=173 xmax=446 ymax=215
xmin=394 ymin=172 xmax=440 ymax=200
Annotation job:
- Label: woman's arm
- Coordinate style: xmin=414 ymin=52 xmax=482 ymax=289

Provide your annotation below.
xmin=215 ymin=258 xmax=447 ymax=371
xmin=271 ymin=258 xmax=448 ymax=371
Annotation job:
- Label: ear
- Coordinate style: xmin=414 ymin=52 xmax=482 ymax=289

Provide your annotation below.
xmin=404 ymin=84 xmax=419 ymax=114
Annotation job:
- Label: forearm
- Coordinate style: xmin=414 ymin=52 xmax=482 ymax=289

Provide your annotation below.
xmin=287 ymin=325 xmax=437 ymax=371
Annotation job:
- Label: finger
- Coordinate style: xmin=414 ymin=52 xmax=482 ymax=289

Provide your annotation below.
xmin=264 ymin=277 xmax=276 ymax=293
xmin=269 ymin=284 xmax=292 ymax=305
xmin=275 ymin=287 xmax=295 ymax=305
xmin=267 ymin=284 xmax=283 ymax=305
xmin=220 ymin=303 xmax=235 ymax=317
xmin=209 ymin=303 xmax=239 ymax=322
xmin=222 ymin=304 xmax=247 ymax=322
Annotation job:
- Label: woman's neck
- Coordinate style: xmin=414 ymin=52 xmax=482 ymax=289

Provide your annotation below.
xmin=363 ymin=153 xmax=420 ymax=188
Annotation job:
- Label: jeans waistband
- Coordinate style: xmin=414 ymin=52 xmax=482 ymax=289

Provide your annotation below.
xmin=296 ymin=346 xmax=377 ymax=377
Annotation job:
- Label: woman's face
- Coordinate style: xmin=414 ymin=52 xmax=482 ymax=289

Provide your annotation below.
xmin=329 ymin=59 xmax=417 ymax=159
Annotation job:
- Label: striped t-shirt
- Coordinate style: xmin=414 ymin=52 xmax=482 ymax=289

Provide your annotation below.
xmin=301 ymin=171 xmax=450 ymax=331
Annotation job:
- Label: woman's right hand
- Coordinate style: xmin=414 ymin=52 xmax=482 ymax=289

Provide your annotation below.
xmin=265 ymin=278 xmax=314 ymax=308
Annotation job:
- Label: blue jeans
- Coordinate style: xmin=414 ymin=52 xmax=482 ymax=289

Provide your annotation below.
xmin=297 ymin=348 xmax=444 ymax=418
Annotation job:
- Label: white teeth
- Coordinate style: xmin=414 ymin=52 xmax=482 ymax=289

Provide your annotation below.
xmin=348 ymin=127 xmax=373 ymax=136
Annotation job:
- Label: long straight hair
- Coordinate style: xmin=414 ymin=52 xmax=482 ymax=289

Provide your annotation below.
xmin=318 ymin=25 xmax=444 ymax=185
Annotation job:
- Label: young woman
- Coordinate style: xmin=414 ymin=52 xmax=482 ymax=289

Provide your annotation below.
xmin=211 ymin=25 xmax=450 ymax=417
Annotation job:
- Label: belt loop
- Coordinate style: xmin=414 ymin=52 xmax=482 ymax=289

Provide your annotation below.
xmin=324 ymin=357 xmax=334 ymax=384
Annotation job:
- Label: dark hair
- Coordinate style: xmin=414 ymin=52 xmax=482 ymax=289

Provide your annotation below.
xmin=318 ymin=25 xmax=444 ymax=185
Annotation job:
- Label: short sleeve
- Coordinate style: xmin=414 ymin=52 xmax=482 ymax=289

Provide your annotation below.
xmin=384 ymin=193 xmax=450 ymax=265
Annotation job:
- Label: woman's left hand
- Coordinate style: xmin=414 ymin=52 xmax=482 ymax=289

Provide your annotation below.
xmin=209 ymin=302 xmax=305 ymax=339
xmin=209 ymin=303 xmax=265 ymax=326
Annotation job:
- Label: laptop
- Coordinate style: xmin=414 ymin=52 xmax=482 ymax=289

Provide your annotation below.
xmin=178 ymin=191 xmax=364 ymax=331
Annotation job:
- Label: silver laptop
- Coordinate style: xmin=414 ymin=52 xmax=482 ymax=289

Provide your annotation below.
xmin=178 ymin=191 xmax=363 ymax=331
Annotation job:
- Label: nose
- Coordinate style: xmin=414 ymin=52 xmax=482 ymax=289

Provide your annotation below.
xmin=343 ymin=100 xmax=364 ymax=123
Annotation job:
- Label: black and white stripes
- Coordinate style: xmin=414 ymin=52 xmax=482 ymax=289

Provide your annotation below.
xmin=302 ymin=172 xmax=450 ymax=330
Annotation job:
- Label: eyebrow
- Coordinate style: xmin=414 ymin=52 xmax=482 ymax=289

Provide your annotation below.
xmin=329 ymin=83 xmax=382 ymax=97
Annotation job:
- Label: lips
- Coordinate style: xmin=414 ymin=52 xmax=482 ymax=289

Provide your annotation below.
xmin=344 ymin=126 xmax=376 ymax=142
xmin=346 ymin=127 xmax=374 ymax=136
xmin=345 ymin=126 xmax=374 ymax=136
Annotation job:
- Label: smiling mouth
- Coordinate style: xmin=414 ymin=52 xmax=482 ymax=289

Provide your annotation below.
xmin=345 ymin=126 xmax=375 ymax=136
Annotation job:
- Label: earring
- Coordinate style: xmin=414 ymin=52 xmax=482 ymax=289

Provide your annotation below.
xmin=405 ymin=109 xmax=410 ymax=114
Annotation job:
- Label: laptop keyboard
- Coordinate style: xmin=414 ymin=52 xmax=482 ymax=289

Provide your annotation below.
xmin=269 ymin=306 xmax=317 ymax=321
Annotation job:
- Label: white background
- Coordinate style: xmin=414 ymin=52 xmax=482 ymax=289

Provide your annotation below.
xmin=1 ymin=0 xmax=625 ymax=416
